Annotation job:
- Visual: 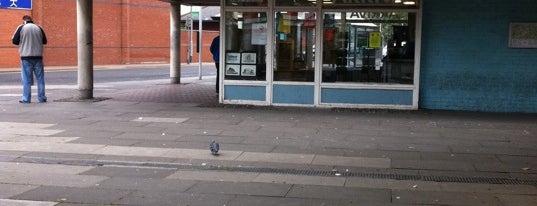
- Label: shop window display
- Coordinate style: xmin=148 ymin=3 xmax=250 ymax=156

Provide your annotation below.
xmin=322 ymin=11 xmax=416 ymax=84
xmin=224 ymin=11 xmax=267 ymax=81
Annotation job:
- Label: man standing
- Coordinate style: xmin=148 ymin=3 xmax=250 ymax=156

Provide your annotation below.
xmin=210 ymin=35 xmax=220 ymax=93
xmin=12 ymin=15 xmax=48 ymax=103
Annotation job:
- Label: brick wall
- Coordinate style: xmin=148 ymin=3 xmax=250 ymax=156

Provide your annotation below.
xmin=420 ymin=0 xmax=537 ymax=113
xmin=0 ymin=0 xmax=218 ymax=69
xmin=0 ymin=8 xmax=30 ymax=67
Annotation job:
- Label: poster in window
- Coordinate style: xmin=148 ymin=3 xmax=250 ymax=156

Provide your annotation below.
xmin=509 ymin=23 xmax=537 ymax=48
xmin=277 ymin=13 xmax=291 ymax=34
xmin=241 ymin=52 xmax=257 ymax=64
xmin=226 ymin=52 xmax=241 ymax=64
xmin=241 ymin=65 xmax=256 ymax=76
xmin=251 ymin=23 xmax=267 ymax=45
xmin=369 ymin=32 xmax=381 ymax=48
xmin=225 ymin=64 xmax=240 ymax=76
xmin=304 ymin=12 xmax=316 ymax=29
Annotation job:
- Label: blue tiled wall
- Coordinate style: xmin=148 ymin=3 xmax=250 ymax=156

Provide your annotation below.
xmin=321 ymin=88 xmax=413 ymax=105
xmin=273 ymin=85 xmax=314 ymax=104
xmin=224 ymin=85 xmax=266 ymax=101
xmin=420 ymin=0 xmax=537 ymax=113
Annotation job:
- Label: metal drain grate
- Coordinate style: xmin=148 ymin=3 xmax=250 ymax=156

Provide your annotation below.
xmin=202 ymin=165 xmax=536 ymax=185
xmin=9 ymin=156 xmax=537 ymax=186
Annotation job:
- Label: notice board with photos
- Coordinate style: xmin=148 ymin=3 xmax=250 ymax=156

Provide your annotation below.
xmin=225 ymin=51 xmax=258 ymax=80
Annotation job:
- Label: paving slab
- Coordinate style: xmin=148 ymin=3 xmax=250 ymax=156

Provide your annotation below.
xmin=0 ymin=142 xmax=106 ymax=154
xmin=392 ymin=190 xmax=504 ymax=206
xmin=97 ymin=155 xmax=178 ymax=164
xmin=186 ymin=182 xmax=292 ymax=197
xmin=0 ymin=163 xmax=107 ymax=188
xmin=111 ymin=131 xmax=181 ymax=141
xmin=55 ymin=203 xmax=98 ymax=206
xmin=0 ymin=151 xmax=27 ymax=162
xmin=312 ymin=154 xmax=391 ymax=168
xmin=117 ymin=191 xmax=235 ymax=206
xmin=131 ymin=117 xmax=189 ymax=123
xmin=0 ymin=199 xmax=58 ymax=206
xmin=473 ymin=161 xmax=520 ymax=173
xmin=235 ymin=152 xmax=315 ymax=164
xmin=0 ymin=122 xmax=55 ymax=129
xmin=391 ymin=159 xmax=476 ymax=171
xmin=80 ymin=165 xmax=177 ymax=178
xmin=67 ymin=137 xmax=140 ymax=147
xmin=216 ymin=143 xmax=275 ymax=153
xmin=221 ymin=130 xmax=286 ymax=138
xmin=254 ymin=173 xmax=346 ymax=186
xmin=20 ymin=152 xmax=101 ymax=162
xmin=162 ymin=127 xmax=223 ymax=136
xmin=379 ymin=143 xmax=451 ymax=153
xmin=1 ymin=128 xmax=65 ymax=136
xmin=163 ymin=147 xmax=243 ymax=160
xmin=226 ymin=196 xmax=349 ymax=206
xmin=174 ymin=134 xmax=246 ymax=144
xmin=271 ymin=145 xmax=347 ymax=156
xmin=167 ymin=170 xmax=260 ymax=182
xmin=257 ymin=126 xmax=319 ymax=137
xmin=183 ymin=118 xmax=246 ymax=127
xmin=497 ymin=194 xmax=537 ymax=206
xmin=96 ymin=177 xmax=197 ymax=192
xmin=1 ymin=136 xmax=79 ymax=143
xmin=55 ymin=130 xmax=123 ymax=139
xmin=239 ymin=120 xmax=297 ymax=128
xmin=92 ymin=145 xmax=171 ymax=157
xmin=132 ymin=140 xmax=208 ymax=149
xmin=0 ymin=184 xmax=39 ymax=199
xmin=0 ymin=162 xmax=94 ymax=174
xmin=241 ymin=137 xmax=311 ymax=148
xmin=438 ymin=182 xmax=537 ymax=194
xmin=0 ymin=172 xmax=108 ymax=188
xmin=286 ymin=184 xmax=391 ymax=202
xmin=310 ymin=138 xmax=379 ymax=150
xmin=345 ymin=177 xmax=442 ymax=191
xmin=451 ymin=145 xmax=537 ymax=156
xmin=12 ymin=186 xmax=130 ymax=205
xmin=419 ymin=152 xmax=499 ymax=162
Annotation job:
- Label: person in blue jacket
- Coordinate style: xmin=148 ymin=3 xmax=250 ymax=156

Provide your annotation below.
xmin=210 ymin=35 xmax=220 ymax=93
xmin=12 ymin=15 xmax=48 ymax=103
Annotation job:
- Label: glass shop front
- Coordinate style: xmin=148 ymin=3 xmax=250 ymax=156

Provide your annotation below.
xmin=220 ymin=0 xmax=421 ymax=109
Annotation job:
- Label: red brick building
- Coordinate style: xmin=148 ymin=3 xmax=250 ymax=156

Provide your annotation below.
xmin=0 ymin=0 xmax=219 ymax=69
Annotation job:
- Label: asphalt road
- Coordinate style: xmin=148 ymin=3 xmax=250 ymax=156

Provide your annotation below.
xmin=0 ymin=64 xmax=216 ymax=85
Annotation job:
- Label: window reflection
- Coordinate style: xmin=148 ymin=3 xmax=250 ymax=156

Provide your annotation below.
xmin=226 ymin=0 xmax=267 ymax=7
xmin=274 ymin=12 xmax=316 ymax=82
xmin=322 ymin=12 xmax=416 ymax=84
xmin=322 ymin=0 xmax=419 ymax=9
xmin=276 ymin=0 xmax=316 ymax=7
xmin=224 ymin=12 xmax=267 ymax=81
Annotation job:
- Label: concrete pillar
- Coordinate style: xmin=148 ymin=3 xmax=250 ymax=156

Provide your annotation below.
xmin=170 ymin=2 xmax=181 ymax=84
xmin=77 ymin=0 xmax=93 ymax=99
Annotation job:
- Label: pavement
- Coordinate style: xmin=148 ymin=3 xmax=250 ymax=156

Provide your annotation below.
xmin=0 ymin=66 xmax=536 ymax=206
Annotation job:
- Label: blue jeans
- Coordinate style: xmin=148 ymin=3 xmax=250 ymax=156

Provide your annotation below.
xmin=21 ymin=59 xmax=46 ymax=102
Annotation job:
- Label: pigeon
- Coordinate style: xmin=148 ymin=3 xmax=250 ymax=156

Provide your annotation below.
xmin=210 ymin=140 xmax=219 ymax=155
